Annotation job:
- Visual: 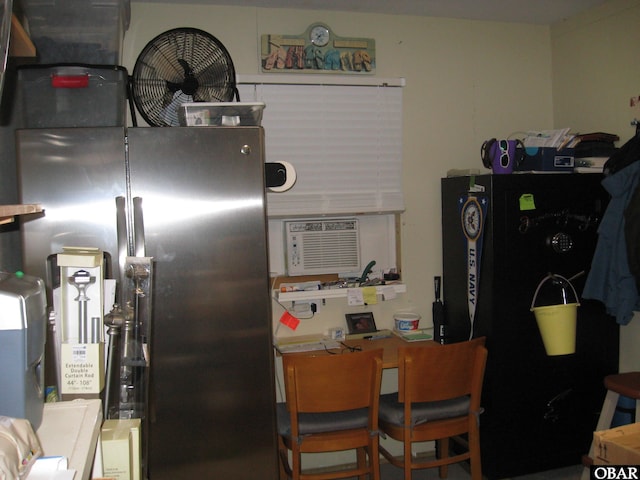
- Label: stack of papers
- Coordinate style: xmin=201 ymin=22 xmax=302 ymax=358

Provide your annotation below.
xmin=523 ymin=128 xmax=573 ymax=149
xmin=27 ymin=456 xmax=75 ymax=480
xmin=393 ymin=329 xmax=433 ymax=342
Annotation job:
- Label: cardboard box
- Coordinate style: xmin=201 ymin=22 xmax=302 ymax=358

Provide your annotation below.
xmin=101 ymin=419 xmax=141 ymax=480
xmin=593 ymin=422 xmax=640 ymax=465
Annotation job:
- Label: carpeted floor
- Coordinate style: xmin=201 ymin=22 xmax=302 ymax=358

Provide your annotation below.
xmin=376 ymin=462 xmax=583 ymax=480
xmin=334 ymin=461 xmax=584 ymax=480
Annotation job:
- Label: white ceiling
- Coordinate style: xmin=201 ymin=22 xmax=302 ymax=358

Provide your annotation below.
xmin=133 ymin=0 xmax=609 ymax=25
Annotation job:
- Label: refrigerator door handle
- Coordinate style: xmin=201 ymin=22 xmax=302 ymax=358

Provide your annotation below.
xmin=116 ymin=196 xmax=128 ymax=282
xmin=133 ymin=197 xmax=146 ymax=257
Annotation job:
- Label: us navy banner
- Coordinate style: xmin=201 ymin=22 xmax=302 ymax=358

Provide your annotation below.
xmin=458 ymin=194 xmax=488 ymax=340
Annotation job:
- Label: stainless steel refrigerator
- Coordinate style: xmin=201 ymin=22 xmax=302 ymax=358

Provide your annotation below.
xmin=16 ymin=126 xmax=279 ymax=479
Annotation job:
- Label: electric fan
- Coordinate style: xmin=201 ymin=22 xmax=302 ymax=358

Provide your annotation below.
xmin=131 ymin=27 xmax=238 ymax=127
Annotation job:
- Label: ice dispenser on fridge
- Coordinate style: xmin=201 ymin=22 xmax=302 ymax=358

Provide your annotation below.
xmin=0 ymin=272 xmax=47 ymax=429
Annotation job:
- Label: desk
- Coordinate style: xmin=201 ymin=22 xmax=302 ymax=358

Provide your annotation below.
xmin=281 ymin=335 xmax=438 ymax=369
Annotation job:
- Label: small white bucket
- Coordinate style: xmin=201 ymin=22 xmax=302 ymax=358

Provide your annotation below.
xmin=394 ymin=312 xmax=421 ymax=331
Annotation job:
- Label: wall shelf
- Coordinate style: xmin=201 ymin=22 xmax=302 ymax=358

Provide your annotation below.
xmin=0 ymin=203 xmax=42 ymax=225
xmin=277 ymin=283 xmax=406 ymax=302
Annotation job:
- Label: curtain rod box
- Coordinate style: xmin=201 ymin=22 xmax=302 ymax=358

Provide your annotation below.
xmin=515 ymin=147 xmax=575 ymax=172
xmin=57 ymin=248 xmax=105 ymax=397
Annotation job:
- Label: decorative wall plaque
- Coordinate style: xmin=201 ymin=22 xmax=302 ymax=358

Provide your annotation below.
xmin=261 ymin=23 xmax=375 ymax=74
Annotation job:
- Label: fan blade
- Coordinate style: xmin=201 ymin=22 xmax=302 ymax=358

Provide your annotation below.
xmin=193 ymin=88 xmax=227 ymax=103
xmin=174 ymin=58 xmax=199 ymax=95
xmin=193 ymin=57 xmax=231 ymax=80
xmin=166 ymin=81 xmax=182 ymax=93
xmin=178 ymin=58 xmax=193 ymax=76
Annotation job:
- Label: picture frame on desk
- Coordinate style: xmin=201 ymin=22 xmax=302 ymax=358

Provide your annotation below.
xmin=345 ymin=312 xmax=377 ymax=334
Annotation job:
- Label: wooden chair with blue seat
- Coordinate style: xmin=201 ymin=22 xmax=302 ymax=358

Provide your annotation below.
xmin=378 ymin=338 xmax=488 ymax=480
xmin=277 ymin=348 xmax=384 ymax=480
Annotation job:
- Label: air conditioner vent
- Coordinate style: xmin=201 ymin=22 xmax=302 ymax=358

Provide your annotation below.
xmin=285 ymin=219 xmax=360 ymax=275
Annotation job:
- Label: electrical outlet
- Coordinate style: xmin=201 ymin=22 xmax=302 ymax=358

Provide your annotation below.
xmin=291 ymin=301 xmax=320 ymax=315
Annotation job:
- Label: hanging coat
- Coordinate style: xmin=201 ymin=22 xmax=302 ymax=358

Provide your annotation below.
xmin=584 ymin=144 xmax=640 ymax=325
xmin=624 ymin=182 xmax=640 ymax=292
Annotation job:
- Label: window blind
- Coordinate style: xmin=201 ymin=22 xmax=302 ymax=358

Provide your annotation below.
xmin=237 ymin=81 xmax=404 ymax=217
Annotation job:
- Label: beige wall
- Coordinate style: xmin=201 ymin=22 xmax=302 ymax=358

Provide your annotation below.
xmin=123 ymin=0 xmax=639 ymax=368
xmin=550 ymin=0 xmax=640 ymax=372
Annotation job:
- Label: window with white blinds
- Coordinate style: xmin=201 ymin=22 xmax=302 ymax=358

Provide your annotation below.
xmin=237 ymin=81 xmax=404 ymax=217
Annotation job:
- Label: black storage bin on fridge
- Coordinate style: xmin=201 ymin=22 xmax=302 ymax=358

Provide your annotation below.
xmin=17 ymin=64 xmax=128 ymax=128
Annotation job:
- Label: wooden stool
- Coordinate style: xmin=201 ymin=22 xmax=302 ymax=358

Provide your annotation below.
xmin=581 ymin=372 xmax=640 ymax=479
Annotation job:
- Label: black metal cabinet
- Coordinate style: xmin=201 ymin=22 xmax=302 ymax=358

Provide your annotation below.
xmin=441 ymin=173 xmax=619 ymax=479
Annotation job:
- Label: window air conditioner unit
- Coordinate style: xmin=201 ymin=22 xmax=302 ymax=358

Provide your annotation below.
xmin=285 ymin=219 xmax=360 ymax=276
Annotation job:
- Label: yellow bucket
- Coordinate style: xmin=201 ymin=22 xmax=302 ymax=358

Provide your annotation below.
xmin=531 ymin=303 xmax=578 ymax=355
xmin=530 ymin=274 xmax=579 ymax=356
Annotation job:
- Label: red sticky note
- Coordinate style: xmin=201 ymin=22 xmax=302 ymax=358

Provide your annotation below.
xmin=280 ymin=311 xmax=300 ymax=330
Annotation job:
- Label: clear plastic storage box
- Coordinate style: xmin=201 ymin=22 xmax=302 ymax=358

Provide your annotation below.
xmin=21 ymin=0 xmax=130 ymax=64
xmin=17 ymin=64 xmax=128 ymax=128
xmin=178 ymin=102 xmax=266 ymax=127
